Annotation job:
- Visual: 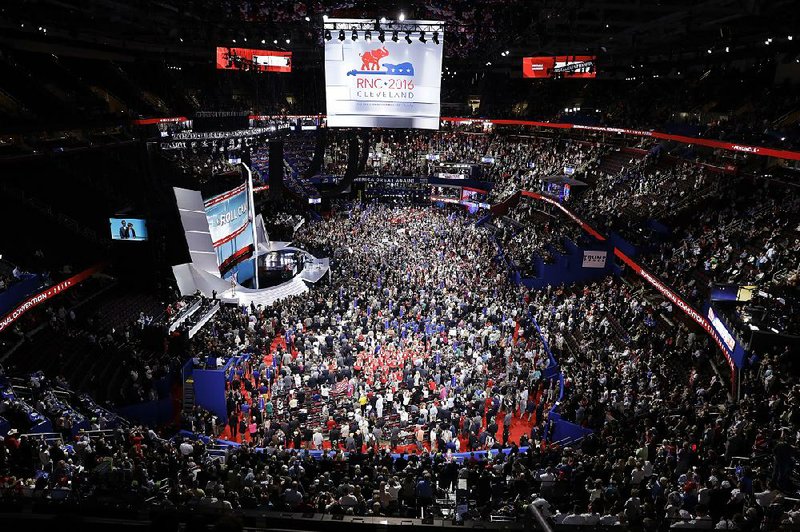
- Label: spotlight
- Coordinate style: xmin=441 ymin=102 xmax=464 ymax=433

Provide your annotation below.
xmin=286 ymin=38 xmax=291 ymax=44
xmin=352 ymin=29 xmax=358 ymax=41
xmin=378 ymin=30 xmax=385 ymax=43
xmin=725 ymin=46 xmax=729 ymax=52
xmin=232 ymin=39 xmax=236 ymax=43
xmin=339 ymin=29 xmax=345 ymax=41
xmin=419 ymin=31 xmax=426 ymax=43
xmin=405 ymin=31 xmax=412 ymax=44
xmin=304 ymin=16 xmax=311 ymax=22
xmin=399 ymin=12 xmax=405 ymax=21
xmin=392 ymin=31 xmax=399 ymax=42
xmin=707 ymin=49 xmax=712 ymax=54
xmin=433 ymin=31 xmax=439 ymax=44
xmin=324 ymin=30 xmax=331 ymax=41
xmin=365 ymin=30 xmax=372 ymax=41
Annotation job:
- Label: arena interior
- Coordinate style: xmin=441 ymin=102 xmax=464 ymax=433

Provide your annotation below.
xmin=1 ymin=1 xmax=800 ymax=531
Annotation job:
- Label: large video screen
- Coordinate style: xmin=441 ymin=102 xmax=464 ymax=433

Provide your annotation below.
xmin=325 ymin=26 xmax=444 ymax=129
xmin=109 ymin=218 xmax=148 ymax=241
xmin=215 ymin=47 xmax=292 ymax=73
xmin=522 ymin=56 xmax=596 ymax=79
xmin=203 ymin=184 xmax=254 ymax=279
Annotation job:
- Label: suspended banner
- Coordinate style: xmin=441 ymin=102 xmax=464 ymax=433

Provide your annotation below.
xmin=325 ymin=22 xmax=444 ymax=129
xmin=215 ymin=47 xmax=292 ymax=73
xmin=523 ymin=56 xmax=597 ymax=79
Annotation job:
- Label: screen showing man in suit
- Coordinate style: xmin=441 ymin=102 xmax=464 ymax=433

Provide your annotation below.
xmin=109 ymin=218 xmax=148 ymax=241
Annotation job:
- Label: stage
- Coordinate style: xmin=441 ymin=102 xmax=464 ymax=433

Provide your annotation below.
xmin=172 ymin=183 xmax=329 ymax=308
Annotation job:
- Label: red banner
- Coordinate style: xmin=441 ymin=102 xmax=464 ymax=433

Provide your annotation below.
xmin=0 ymin=263 xmax=105 ymax=334
xmin=130 ymin=115 xmax=800 ymax=161
xmin=132 ymin=116 xmax=188 ymax=125
xmin=612 ymin=248 xmax=736 ymax=377
xmin=521 ymin=191 xmax=606 ymax=241
xmin=518 ymin=191 xmax=737 ymax=388
xmin=522 ymin=56 xmax=596 ymax=79
xmin=216 ymin=47 xmax=292 ymax=73
xmin=439 ymin=118 xmax=800 ymax=161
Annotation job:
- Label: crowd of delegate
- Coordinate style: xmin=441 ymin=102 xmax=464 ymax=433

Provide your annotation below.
xmin=2 ymin=196 xmax=799 ymax=529
xmin=2 ymin=117 xmax=800 ymax=529
xmin=190 ymin=202 xmax=552 ymax=457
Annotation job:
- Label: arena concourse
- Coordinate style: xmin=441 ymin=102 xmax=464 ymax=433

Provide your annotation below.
xmin=0 ymin=2 xmax=799 ymax=532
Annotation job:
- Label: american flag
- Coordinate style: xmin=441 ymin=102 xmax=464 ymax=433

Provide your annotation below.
xmin=333 ymin=380 xmax=349 ymax=396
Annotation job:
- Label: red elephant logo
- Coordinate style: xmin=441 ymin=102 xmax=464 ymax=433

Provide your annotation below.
xmin=359 ymin=46 xmax=389 ymax=71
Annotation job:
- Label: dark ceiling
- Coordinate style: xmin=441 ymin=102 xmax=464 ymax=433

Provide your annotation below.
xmin=1 ymin=0 xmax=798 ymax=70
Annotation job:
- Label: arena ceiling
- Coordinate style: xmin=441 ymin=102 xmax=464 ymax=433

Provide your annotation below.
xmin=2 ymin=0 xmax=798 ymax=68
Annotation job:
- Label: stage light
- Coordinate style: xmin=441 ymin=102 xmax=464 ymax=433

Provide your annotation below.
xmin=273 ymin=39 xmax=278 ymax=44
xmin=261 ymin=39 xmax=266 ymax=44
xmin=365 ymin=30 xmax=372 ymax=41
xmin=380 ymin=17 xmax=387 ymax=23
xmin=789 ymin=35 xmax=794 ymax=40
xmin=392 ymin=31 xmax=399 ymax=42
xmin=232 ymin=39 xmax=236 ymax=43
xmin=405 ymin=31 xmax=412 ymax=44
xmin=433 ymin=31 xmax=439 ymax=44
xmin=305 ymin=16 xmax=310 ymax=22
xmin=378 ymin=30 xmax=385 ymax=42
xmin=324 ymin=30 xmax=331 ymax=41
xmin=419 ymin=31 xmax=426 ymax=43
xmin=339 ymin=30 xmax=345 ymax=41
xmin=286 ymin=38 xmax=291 ymax=44
xmin=399 ymin=12 xmax=405 ymax=21
xmin=707 ymin=49 xmax=712 ymax=54
xmin=725 ymin=46 xmax=729 ymax=52
xmin=352 ymin=29 xmax=358 ymax=41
